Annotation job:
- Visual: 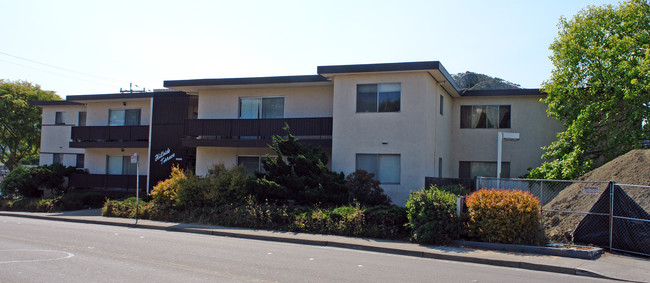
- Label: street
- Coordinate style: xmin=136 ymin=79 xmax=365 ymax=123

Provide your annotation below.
xmin=0 ymin=216 xmax=613 ymax=282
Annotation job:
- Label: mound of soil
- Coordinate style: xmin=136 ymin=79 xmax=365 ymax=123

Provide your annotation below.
xmin=542 ymin=149 xmax=650 ymax=242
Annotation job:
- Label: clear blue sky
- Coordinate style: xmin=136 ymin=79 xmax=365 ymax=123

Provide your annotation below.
xmin=0 ymin=0 xmax=620 ymax=98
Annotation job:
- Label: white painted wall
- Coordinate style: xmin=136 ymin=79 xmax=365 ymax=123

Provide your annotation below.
xmin=197 ymin=85 xmax=333 ymax=119
xmin=449 ymin=95 xmax=564 ymax=178
xmin=38 ymin=105 xmax=86 ymax=166
xmin=85 ymin=99 xmax=151 ymax=126
xmin=83 ymin=148 xmax=149 ymax=175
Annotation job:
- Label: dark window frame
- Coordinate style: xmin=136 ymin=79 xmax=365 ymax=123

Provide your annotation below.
xmin=460 ymin=105 xmax=511 ymax=129
xmin=356 ymin=83 xmax=401 ymax=113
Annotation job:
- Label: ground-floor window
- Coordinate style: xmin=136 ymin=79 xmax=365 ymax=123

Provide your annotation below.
xmin=237 ymin=155 xmax=270 ymax=174
xmin=458 ymin=161 xmax=510 ymax=179
xmin=76 ymin=154 xmax=85 ymax=168
xmin=53 ymin=153 xmax=63 ymax=164
xmin=106 ymin=155 xmax=137 ymax=175
xmin=355 ymin=154 xmax=400 ymax=184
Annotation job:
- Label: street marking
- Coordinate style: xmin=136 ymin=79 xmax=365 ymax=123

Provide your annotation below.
xmin=0 ymin=249 xmax=74 ymax=264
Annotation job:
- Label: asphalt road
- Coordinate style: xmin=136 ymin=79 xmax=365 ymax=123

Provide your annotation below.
xmin=0 ymin=216 xmax=613 ymax=282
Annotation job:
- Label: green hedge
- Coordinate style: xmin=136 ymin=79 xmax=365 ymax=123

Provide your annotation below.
xmin=406 ymin=185 xmax=459 ymax=244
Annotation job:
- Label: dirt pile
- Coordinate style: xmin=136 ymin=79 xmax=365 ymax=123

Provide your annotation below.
xmin=542 ymin=149 xmax=650 ymax=242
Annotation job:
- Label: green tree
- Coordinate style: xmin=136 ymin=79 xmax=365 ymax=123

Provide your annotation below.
xmin=0 ymin=80 xmax=61 ymax=171
xmin=529 ymin=0 xmax=650 ymax=179
xmin=254 ymin=125 xmax=348 ymax=206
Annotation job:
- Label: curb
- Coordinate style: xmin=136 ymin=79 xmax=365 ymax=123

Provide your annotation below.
xmin=0 ymin=212 xmax=620 ymax=281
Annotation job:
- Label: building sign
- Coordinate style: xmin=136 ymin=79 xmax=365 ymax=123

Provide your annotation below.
xmin=583 ymin=186 xmax=599 ymax=194
xmin=154 ymin=148 xmax=176 ymax=165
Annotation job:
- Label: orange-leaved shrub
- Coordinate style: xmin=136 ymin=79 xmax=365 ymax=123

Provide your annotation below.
xmin=465 ymin=188 xmax=540 ymax=245
xmin=149 ymin=165 xmax=187 ymax=206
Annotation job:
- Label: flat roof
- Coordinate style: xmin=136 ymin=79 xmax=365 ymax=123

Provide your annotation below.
xmin=164 ymin=75 xmax=329 ymax=88
xmin=30 ymin=100 xmax=84 ymax=106
xmin=66 ymin=92 xmax=154 ymax=101
xmin=317 ymin=61 xmax=461 ymax=95
xmin=461 ymin=89 xmax=544 ymax=97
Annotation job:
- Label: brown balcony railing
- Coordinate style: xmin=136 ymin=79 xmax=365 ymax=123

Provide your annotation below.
xmin=70 ymin=126 xmax=149 ymax=148
xmin=69 ymin=173 xmax=147 ymax=190
xmin=183 ymin=117 xmax=332 ymax=147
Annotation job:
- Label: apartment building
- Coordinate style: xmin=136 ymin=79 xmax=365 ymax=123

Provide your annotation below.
xmin=36 ymin=61 xmax=563 ymax=204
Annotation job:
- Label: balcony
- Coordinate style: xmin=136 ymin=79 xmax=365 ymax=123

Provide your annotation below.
xmin=69 ymin=174 xmax=147 ymax=190
xmin=183 ymin=117 xmax=332 ymax=147
xmin=70 ymin=126 xmax=149 ymax=148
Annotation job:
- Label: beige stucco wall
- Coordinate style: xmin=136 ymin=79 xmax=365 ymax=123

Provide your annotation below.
xmin=330 ymin=72 xmax=444 ymax=205
xmin=195 ymin=146 xmax=332 ymax=176
xmin=435 ymin=85 xmax=454 ymax=178
xmin=197 ymin=85 xmax=333 ymax=119
xmin=83 ymin=148 xmax=149 ymax=175
xmin=449 ymin=95 xmax=564 ymax=178
xmin=39 ymin=105 xmax=86 ymax=167
xmin=84 ymin=98 xmax=152 ymax=126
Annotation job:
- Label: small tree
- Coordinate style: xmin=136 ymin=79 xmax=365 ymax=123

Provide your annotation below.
xmin=255 ymin=125 xmax=348 ymax=206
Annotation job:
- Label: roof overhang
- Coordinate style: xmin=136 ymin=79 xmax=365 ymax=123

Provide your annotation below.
xmin=164 ymin=75 xmax=331 ymax=93
xmin=461 ymin=89 xmax=545 ymax=97
xmin=317 ymin=61 xmax=461 ymax=97
xmin=30 ymin=100 xmax=84 ymax=107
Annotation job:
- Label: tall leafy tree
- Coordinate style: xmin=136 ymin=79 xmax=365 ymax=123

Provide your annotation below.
xmin=529 ymin=0 xmax=650 ymax=180
xmin=0 ymin=80 xmax=61 ymax=170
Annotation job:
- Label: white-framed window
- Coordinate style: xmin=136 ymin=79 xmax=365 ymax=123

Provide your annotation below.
xmin=460 ymin=105 xmax=511 ymax=129
xmin=239 ymin=97 xmax=284 ymax=119
xmin=106 ymin=155 xmax=137 ymax=175
xmin=356 ymin=83 xmax=401 ymax=113
xmin=55 ymin=112 xmax=65 ymax=125
xmin=109 ymin=109 xmax=141 ymax=126
xmin=237 ymin=155 xmax=270 ymax=174
xmin=355 ymin=154 xmax=400 ymax=184
xmin=458 ymin=161 xmax=510 ymax=179
xmin=78 ymin=111 xmax=87 ymax=126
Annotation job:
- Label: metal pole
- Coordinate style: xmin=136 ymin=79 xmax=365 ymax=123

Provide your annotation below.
xmin=539 ymin=181 xmax=544 ymax=231
xmin=135 ymin=160 xmax=139 ymax=225
xmin=497 ymin=132 xmax=503 ymax=189
xmin=609 ymin=181 xmax=614 ymax=252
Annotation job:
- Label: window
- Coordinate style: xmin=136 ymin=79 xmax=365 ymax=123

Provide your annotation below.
xmin=356 ymin=154 xmax=400 ymax=184
xmin=53 ymin=153 xmax=63 ymax=164
xmin=109 ymin=109 xmax=141 ymax=126
xmin=106 ymin=156 xmax=137 ymax=175
xmin=458 ymin=161 xmax=510 ymax=179
xmin=440 ymin=95 xmax=444 ymax=116
xmin=78 ymin=111 xmax=87 ymax=126
xmin=460 ymin=105 xmax=510 ymax=128
xmin=55 ymin=112 xmax=65 ymax=125
xmin=438 ymin=158 xmax=442 ymax=177
xmin=76 ymin=154 xmax=85 ymax=168
xmin=239 ymin=97 xmax=284 ymax=119
xmin=356 ymin=83 xmax=401 ymax=113
xmin=237 ymin=156 xmax=270 ymax=174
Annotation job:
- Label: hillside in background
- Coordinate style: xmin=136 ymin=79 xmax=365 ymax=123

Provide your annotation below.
xmin=452 ymin=71 xmax=521 ymax=90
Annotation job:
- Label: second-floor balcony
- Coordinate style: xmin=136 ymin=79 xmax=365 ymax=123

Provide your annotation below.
xmin=70 ymin=126 xmax=149 ymax=148
xmin=183 ymin=117 xmax=332 ymax=147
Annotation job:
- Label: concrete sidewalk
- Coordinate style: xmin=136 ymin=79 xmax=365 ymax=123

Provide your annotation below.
xmin=1 ymin=209 xmax=648 ymax=282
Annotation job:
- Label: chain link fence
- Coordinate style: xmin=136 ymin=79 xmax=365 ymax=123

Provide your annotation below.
xmin=476 ymin=177 xmax=650 ymax=256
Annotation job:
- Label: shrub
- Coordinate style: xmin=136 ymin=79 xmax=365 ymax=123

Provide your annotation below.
xmin=0 ymin=164 xmax=75 ymax=198
xmin=1 ymin=166 xmax=40 ymax=198
xmin=440 ymin=184 xmax=472 ymax=196
xmin=362 ymin=205 xmax=410 ymax=240
xmin=406 ymin=185 xmax=459 ymax=244
xmin=290 ymin=204 xmax=365 ymax=236
xmin=465 ymin=188 xmax=540 ymax=245
xmin=345 ymin=170 xmax=391 ymax=206
xmin=203 ymin=164 xmax=254 ymax=206
xmin=150 ymin=165 xmax=187 ymax=206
